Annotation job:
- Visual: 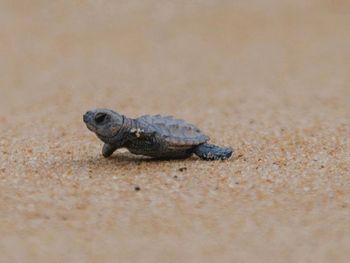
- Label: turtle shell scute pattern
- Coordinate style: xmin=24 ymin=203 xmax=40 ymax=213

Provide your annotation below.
xmin=137 ymin=115 xmax=209 ymax=146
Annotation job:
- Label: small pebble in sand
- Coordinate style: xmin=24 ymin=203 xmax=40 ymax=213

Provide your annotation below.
xmin=134 ymin=186 xmax=141 ymax=191
xmin=179 ymin=167 xmax=187 ymax=172
xmin=303 ymin=187 xmax=311 ymax=192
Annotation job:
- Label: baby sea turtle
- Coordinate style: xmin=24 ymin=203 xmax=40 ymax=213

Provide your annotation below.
xmin=83 ymin=109 xmax=233 ymax=161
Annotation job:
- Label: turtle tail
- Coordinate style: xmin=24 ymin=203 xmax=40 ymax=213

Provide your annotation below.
xmin=193 ymin=143 xmax=233 ymax=161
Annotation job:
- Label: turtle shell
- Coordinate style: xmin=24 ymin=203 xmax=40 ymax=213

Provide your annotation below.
xmin=137 ymin=115 xmax=209 ymax=146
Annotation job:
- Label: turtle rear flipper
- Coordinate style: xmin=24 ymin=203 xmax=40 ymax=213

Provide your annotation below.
xmin=194 ymin=143 xmax=233 ymax=161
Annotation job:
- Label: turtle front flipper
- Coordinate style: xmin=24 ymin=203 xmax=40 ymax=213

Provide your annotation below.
xmin=193 ymin=143 xmax=233 ymax=161
xmin=102 ymin=143 xmax=119 ymax=158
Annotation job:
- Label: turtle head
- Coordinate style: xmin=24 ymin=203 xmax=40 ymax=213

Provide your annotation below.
xmin=83 ymin=109 xmax=124 ymax=143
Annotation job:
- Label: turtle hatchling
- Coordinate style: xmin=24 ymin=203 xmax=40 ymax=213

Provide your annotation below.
xmin=83 ymin=109 xmax=233 ymax=160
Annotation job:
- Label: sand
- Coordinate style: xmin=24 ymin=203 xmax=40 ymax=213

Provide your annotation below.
xmin=1 ymin=1 xmax=350 ymax=262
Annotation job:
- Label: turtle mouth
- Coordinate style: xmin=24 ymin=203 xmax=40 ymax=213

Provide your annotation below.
xmin=85 ymin=122 xmax=99 ymax=134
xmin=85 ymin=123 xmax=94 ymax=131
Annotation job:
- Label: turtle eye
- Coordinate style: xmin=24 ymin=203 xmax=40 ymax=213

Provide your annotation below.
xmin=95 ymin=113 xmax=108 ymax=124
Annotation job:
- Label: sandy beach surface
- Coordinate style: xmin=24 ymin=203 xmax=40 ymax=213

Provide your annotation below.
xmin=1 ymin=1 xmax=350 ymax=262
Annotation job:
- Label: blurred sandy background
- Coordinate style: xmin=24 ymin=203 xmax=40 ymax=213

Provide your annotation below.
xmin=0 ymin=0 xmax=350 ymax=262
